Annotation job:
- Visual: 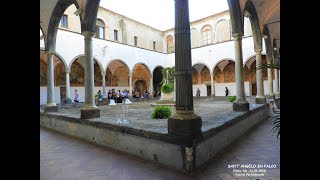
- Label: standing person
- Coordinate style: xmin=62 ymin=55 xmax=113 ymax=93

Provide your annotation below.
xmin=225 ymin=87 xmax=229 ymax=97
xmin=98 ymin=90 xmax=102 ymax=101
xmin=74 ymin=89 xmax=79 ymax=102
xmin=196 ymin=88 xmax=201 ymax=97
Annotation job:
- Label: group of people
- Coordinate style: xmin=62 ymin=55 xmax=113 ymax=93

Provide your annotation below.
xmin=73 ymin=86 xmax=230 ymax=103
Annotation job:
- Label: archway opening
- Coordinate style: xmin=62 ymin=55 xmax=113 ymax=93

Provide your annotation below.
xmin=153 ymin=66 xmax=163 ymax=95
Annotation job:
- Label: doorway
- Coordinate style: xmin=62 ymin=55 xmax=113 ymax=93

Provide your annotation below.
xmin=60 ymin=86 xmax=66 ymax=101
xmin=207 ymin=86 xmax=211 ymax=96
xmin=251 ymin=83 xmax=257 ymax=96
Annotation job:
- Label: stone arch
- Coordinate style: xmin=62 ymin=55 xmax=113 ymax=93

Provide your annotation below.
xmin=243 ymin=0 xmax=263 ymax=51
xmin=213 ymin=58 xmax=236 ymax=72
xmin=213 ymin=59 xmax=236 ymax=83
xmin=40 ymin=26 xmax=46 ymax=48
xmin=69 ymin=59 xmax=85 ymax=86
xmin=46 ymin=0 xmax=83 ymax=51
xmin=192 ymin=67 xmax=198 ymax=85
xmin=215 ymin=19 xmax=231 ymax=43
xmin=227 ymin=0 xmax=243 ymax=36
xmin=192 ymin=62 xmax=212 ymax=74
xmin=106 ymin=59 xmax=130 ymax=87
xmin=132 ymin=63 xmax=151 ymax=92
xmin=68 ymin=54 xmax=103 ymax=73
xmin=152 ymin=66 xmax=164 ymax=93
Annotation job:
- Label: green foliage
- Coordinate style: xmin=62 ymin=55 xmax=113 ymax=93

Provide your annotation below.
xmin=256 ymin=61 xmax=280 ymax=70
xmin=161 ymin=83 xmax=174 ymax=93
xmin=228 ymin=96 xmax=236 ymax=102
xmin=161 ymin=67 xmax=175 ymax=85
xmin=151 ymin=106 xmax=172 ymax=119
xmin=269 ymin=115 xmax=280 ymax=139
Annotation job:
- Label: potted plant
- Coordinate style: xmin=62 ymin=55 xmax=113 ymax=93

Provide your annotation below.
xmin=159 ymin=67 xmax=175 ymax=101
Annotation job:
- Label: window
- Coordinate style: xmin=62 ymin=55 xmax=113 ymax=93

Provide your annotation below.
xmin=134 ymin=36 xmax=138 ymax=46
xmin=166 ymin=35 xmax=174 ymax=53
xmin=96 ymin=19 xmax=105 ymax=39
xmin=114 ymin=30 xmax=118 ymax=41
xmin=153 ymin=41 xmax=156 ymax=51
xmin=60 ymin=15 xmax=68 ymax=28
xmin=202 ymin=25 xmax=212 ymax=45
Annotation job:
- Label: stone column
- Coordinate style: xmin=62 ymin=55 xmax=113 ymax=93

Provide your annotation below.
xmin=210 ymin=72 xmax=215 ymax=97
xmin=274 ymin=69 xmax=280 ymax=96
xmin=65 ymin=69 xmax=72 ymax=103
xmin=168 ymin=0 xmax=202 ymax=142
xmin=232 ymin=33 xmax=249 ymax=111
xmin=129 ymin=74 xmax=133 ymax=98
xmin=44 ymin=51 xmax=58 ymax=112
xmin=254 ymin=49 xmax=266 ymax=104
xmin=149 ymin=76 xmax=153 ymax=95
xmin=81 ymin=31 xmax=100 ymax=118
xmin=102 ymin=73 xmax=107 ymax=97
xmin=267 ymin=58 xmax=275 ymax=99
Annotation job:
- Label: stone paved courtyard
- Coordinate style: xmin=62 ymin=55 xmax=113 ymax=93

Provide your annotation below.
xmin=49 ymin=97 xmax=260 ymax=133
xmin=40 ymin=115 xmax=280 ymax=180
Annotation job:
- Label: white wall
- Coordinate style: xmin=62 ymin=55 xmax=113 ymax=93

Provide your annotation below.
xmin=214 ymin=83 xmax=236 ymax=96
xmin=192 ymin=84 xmax=207 ymax=97
xmin=40 ymin=87 xmax=61 ymax=105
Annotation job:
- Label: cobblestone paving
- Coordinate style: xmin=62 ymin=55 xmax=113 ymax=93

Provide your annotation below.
xmin=40 ymin=116 xmax=280 ymax=180
xmin=50 ymin=97 xmax=259 ymax=133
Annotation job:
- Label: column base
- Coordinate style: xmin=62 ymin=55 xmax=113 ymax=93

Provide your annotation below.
xmin=211 ymin=94 xmax=215 ymax=97
xmin=275 ymin=92 xmax=280 ymax=98
xmin=81 ymin=108 xmax=100 ymax=119
xmin=233 ymin=101 xmax=249 ymax=111
xmin=44 ymin=105 xmax=59 ymax=112
xmin=255 ymin=97 xmax=266 ymax=104
xmin=65 ymin=98 xmax=72 ymax=104
xmin=168 ymin=115 xmax=202 ymax=140
xmin=268 ymin=94 xmax=275 ymax=100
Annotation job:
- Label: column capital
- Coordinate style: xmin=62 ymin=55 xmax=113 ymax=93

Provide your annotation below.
xmin=65 ymin=70 xmax=70 ymax=73
xmin=46 ymin=50 xmax=56 ymax=56
xmin=254 ymin=49 xmax=262 ymax=53
xmin=232 ymin=33 xmax=243 ymax=40
xmin=101 ymin=73 xmax=106 ymax=76
xmin=82 ymin=31 xmax=96 ymax=38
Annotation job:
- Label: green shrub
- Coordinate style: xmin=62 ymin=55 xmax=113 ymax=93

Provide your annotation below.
xmin=228 ymin=96 xmax=236 ymax=102
xmin=151 ymin=106 xmax=172 ymax=119
xmin=161 ymin=83 xmax=174 ymax=93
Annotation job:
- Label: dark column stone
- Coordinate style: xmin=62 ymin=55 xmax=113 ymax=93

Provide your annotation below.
xmin=81 ymin=109 xmax=100 ymax=119
xmin=168 ymin=0 xmax=202 ymax=143
xmin=44 ymin=106 xmax=59 ymax=112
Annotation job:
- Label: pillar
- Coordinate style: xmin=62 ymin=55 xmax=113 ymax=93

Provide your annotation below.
xmin=210 ymin=72 xmax=215 ymax=97
xmin=168 ymin=0 xmax=202 ymax=143
xmin=149 ymin=76 xmax=153 ymax=94
xmin=274 ymin=69 xmax=280 ymax=96
xmin=254 ymin=49 xmax=266 ymax=104
xmin=44 ymin=51 xmax=58 ymax=112
xmin=102 ymin=73 xmax=107 ymax=97
xmin=267 ymin=58 xmax=275 ymax=99
xmin=232 ymin=33 xmax=249 ymax=111
xmin=129 ymin=74 xmax=133 ymax=97
xmin=65 ymin=69 xmax=72 ymax=103
xmin=81 ymin=31 xmax=100 ymax=118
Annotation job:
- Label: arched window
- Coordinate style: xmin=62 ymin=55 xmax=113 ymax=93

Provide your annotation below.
xmin=202 ymin=25 xmax=212 ymax=46
xmin=216 ymin=20 xmax=230 ymax=43
xmin=96 ymin=19 xmax=105 ymax=39
xmin=166 ymin=35 xmax=174 ymax=53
